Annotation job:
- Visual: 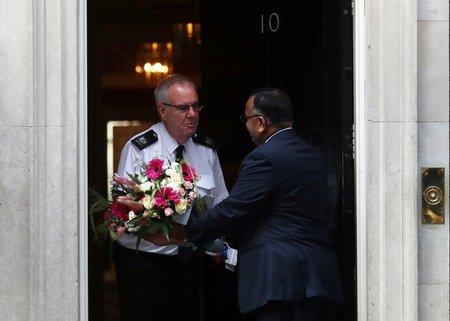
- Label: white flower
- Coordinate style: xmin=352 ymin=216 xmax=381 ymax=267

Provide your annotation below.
xmin=165 ymin=168 xmax=183 ymax=184
xmin=140 ymin=181 xmax=155 ymax=192
xmin=137 ymin=174 xmax=148 ymax=183
xmin=172 ymin=173 xmax=184 ymax=184
xmin=166 ymin=182 xmax=181 ymax=192
xmin=160 ymin=178 xmax=169 ymax=187
xmin=175 ymin=199 xmax=187 ymax=214
xmin=170 ymin=161 xmax=180 ymax=169
xmin=128 ymin=211 xmax=137 ymax=221
xmin=142 ymin=195 xmax=153 ymax=210
xmin=150 ymin=212 xmax=160 ymax=218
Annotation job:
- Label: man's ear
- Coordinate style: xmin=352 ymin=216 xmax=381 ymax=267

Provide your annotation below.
xmin=257 ymin=116 xmax=267 ymax=133
xmin=156 ymin=103 xmax=167 ymax=120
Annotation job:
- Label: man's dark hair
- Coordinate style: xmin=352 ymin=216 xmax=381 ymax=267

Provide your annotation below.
xmin=251 ymin=87 xmax=293 ymax=126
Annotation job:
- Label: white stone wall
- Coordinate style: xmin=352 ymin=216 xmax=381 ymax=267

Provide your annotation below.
xmin=418 ymin=0 xmax=450 ymax=320
xmin=355 ymin=0 xmax=419 ymax=320
xmin=0 ymin=1 xmax=87 ymax=320
xmin=0 ymin=1 xmax=33 ymax=318
xmin=355 ymin=0 xmax=449 ymax=320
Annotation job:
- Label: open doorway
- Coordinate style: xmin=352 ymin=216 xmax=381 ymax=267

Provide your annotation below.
xmin=88 ymin=1 xmax=355 ymax=320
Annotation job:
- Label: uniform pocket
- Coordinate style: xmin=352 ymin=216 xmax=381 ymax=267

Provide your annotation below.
xmin=197 ymin=174 xmax=215 ymax=192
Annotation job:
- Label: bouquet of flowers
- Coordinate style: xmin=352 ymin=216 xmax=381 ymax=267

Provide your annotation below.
xmin=89 ymin=157 xmax=202 ymax=245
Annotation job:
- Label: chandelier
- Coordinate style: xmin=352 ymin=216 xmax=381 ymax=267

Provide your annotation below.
xmin=134 ymin=41 xmax=173 ymax=84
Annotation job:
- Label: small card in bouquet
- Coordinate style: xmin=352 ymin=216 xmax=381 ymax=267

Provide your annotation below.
xmin=172 ymin=206 xmax=192 ymax=225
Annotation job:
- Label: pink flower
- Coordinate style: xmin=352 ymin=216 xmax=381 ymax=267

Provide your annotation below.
xmin=146 ymin=158 xmax=164 ymax=180
xmin=117 ymin=195 xmax=145 ymax=213
xmin=153 ymin=187 xmax=180 ymax=207
xmin=112 ymin=173 xmax=137 ymax=190
xmin=181 ymin=164 xmax=197 ymax=182
xmin=164 ymin=207 xmax=174 ymax=217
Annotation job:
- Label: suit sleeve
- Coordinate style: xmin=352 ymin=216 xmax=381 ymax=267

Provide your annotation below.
xmin=187 ymin=150 xmax=275 ymax=244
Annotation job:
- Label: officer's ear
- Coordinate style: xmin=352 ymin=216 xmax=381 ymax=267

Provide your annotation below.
xmin=157 ymin=103 xmax=168 ymax=120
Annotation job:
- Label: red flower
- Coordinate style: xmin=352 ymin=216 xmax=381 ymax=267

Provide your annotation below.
xmin=181 ymin=163 xmax=197 ymax=182
xmin=154 ymin=187 xmax=180 ymax=207
xmin=110 ymin=199 xmax=129 ymax=221
xmin=146 ymin=158 xmax=164 ymax=180
xmin=103 ymin=209 xmax=112 ymax=220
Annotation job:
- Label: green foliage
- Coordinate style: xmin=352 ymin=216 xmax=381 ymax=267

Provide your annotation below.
xmin=88 ymin=187 xmax=112 ymax=243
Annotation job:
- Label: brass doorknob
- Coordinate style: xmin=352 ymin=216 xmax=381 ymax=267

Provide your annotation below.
xmin=423 ymin=185 xmax=443 ymax=206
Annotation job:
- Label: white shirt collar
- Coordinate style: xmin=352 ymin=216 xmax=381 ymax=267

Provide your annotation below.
xmin=159 ymin=122 xmax=191 ymax=155
xmin=265 ymin=127 xmax=293 ymax=143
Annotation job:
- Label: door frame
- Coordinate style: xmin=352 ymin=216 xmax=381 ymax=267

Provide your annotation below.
xmin=353 ymin=1 xmax=367 ymax=320
xmin=78 ymin=1 xmax=366 ymax=320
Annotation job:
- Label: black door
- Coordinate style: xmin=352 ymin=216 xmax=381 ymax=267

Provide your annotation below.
xmin=201 ymin=1 xmax=355 ymax=320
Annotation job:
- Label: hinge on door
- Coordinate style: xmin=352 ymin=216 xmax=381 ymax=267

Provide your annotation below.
xmin=352 ymin=123 xmax=355 ymax=159
xmin=343 ymin=124 xmax=355 ymax=160
xmin=343 ymin=0 xmax=354 ymax=16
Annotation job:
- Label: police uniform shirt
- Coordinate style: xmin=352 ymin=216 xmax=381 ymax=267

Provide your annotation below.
xmin=116 ymin=122 xmax=229 ymax=254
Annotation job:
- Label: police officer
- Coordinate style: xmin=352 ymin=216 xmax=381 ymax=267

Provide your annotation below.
xmin=113 ymin=73 xmax=229 ymax=321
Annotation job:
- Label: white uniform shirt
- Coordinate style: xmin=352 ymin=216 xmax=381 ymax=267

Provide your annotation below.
xmin=116 ymin=122 xmax=229 ymax=254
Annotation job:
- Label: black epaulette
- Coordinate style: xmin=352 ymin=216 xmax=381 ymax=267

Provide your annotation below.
xmin=131 ymin=129 xmax=158 ymax=150
xmin=192 ymin=133 xmax=216 ymax=149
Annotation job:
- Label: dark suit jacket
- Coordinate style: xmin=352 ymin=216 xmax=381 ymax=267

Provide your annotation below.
xmin=187 ymin=128 xmax=343 ymax=314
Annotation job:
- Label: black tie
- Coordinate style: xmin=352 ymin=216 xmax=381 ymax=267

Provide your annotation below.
xmin=174 ymin=144 xmax=193 ymax=262
xmin=175 ymin=145 xmax=184 ymax=162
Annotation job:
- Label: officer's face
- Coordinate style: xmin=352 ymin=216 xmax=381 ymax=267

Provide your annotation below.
xmin=158 ymin=83 xmax=199 ymax=144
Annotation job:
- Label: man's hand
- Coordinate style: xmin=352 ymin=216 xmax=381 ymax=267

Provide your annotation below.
xmin=143 ymin=222 xmax=191 ymax=246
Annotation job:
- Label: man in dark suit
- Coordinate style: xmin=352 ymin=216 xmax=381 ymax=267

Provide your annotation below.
xmin=186 ymin=88 xmax=343 ymax=321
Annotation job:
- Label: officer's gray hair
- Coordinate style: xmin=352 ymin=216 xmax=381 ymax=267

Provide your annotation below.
xmin=154 ymin=74 xmax=197 ymax=103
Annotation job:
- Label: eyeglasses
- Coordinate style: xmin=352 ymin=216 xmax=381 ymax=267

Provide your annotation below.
xmin=161 ymin=102 xmax=203 ymax=113
xmin=239 ymin=114 xmax=264 ymax=123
